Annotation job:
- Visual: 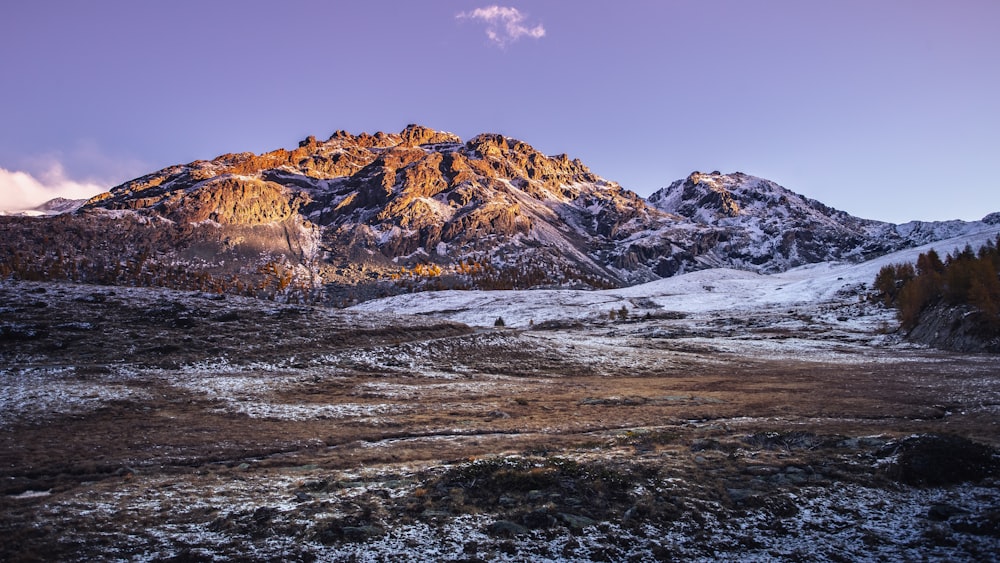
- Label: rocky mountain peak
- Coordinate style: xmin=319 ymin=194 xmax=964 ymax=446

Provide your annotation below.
xmin=40 ymin=128 xmax=993 ymax=301
xmin=74 ymin=125 xmax=672 ymax=291
xmin=399 ymin=124 xmax=462 ymax=147
xmin=649 ymin=171 xmax=838 ymax=225
xmin=36 ymin=197 xmax=88 ymax=214
xmin=685 ymin=171 xmax=743 ymax=218
xmin=293 ymin=125 xmax=461 ymax=154
xmin=647 ymin=171 xmax=912 ymax=271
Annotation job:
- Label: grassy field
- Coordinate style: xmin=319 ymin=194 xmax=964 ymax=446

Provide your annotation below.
xmin=2 ymin=280 xmax=997 ymax=561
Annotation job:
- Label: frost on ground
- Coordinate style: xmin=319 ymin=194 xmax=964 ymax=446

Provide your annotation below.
xmin=6 ymin=445 xmax=998 ymax=562
xmin=2 ymin=278 xmax=999 ymax=561
xmin=0 ymin=366 xmax=153 ymax=426
xmin=351 ymin=226 xmax=1000 ymax=330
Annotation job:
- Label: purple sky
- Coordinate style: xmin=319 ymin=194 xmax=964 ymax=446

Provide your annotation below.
xmin=2 ymin=1 xmax=998 ymax=222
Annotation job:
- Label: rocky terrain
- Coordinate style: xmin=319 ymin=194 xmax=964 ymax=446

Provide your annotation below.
xmin=648 ymin=173 xmax=1000 ymax=273
xmin=648 ymin=172 xmax=901 ymax=271
xmin=903 ymin=303 xmax=1000 ymax=353
xmin=73 ymin=124 xmax=670 ymax=295
xmin=3 ymin=126 xmax=997 ymax=305
xmin=2 ymin=267 xmax=998 ymax=561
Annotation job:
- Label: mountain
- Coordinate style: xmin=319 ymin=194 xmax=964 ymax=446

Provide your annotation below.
xmin=1 ymin=125 xmax=996 ymax=303
xmin=0 ymin=197 xmax=87 ymax=217
xmin=896 ymin=212 xmax=1000 ymax=245
xmin=646 ymin=171 xmax=1000 ymax=272
xmin=78 ymin=124 xmax=692 ymax=297
xmin=646 ymin=172 xmax=904 ymax=272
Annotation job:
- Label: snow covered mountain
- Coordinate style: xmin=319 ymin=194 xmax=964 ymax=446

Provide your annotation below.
xmin=0 ymin=197 xmax=86 ymax=217
xmin=646 ymin=171 xmax=1000 ymax=273
xmin=2 ymin=125 xmax=997 ymax=301
xmin=646 ymin=172 xmax=902 ymax=272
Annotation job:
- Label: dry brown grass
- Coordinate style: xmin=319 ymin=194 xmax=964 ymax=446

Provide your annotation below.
xmin=1 ymin=280 xmax=998 ymax=561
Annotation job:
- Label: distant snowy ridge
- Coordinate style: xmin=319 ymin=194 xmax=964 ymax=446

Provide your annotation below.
xmin=0 ymin=197 xmax=86 ymax=217
xmin=646 ymin=171 xmax=999 ymax=273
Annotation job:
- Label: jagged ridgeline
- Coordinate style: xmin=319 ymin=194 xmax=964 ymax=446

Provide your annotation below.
xmin=1 ymin=125 xmax=997 ymax=304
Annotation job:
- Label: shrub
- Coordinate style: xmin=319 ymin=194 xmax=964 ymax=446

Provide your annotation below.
xmin=879 ymin=434 xmax=997 ymax=486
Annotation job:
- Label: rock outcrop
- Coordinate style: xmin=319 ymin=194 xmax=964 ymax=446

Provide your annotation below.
xmin=905 ymin=304 xmax=1000 ymax=353
xmin=155 ymin=177 xmax=309 ymax=225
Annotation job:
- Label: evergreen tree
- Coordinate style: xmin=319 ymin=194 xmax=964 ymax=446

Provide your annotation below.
xmin=875 ymin=236 xmax=1000 ymax=330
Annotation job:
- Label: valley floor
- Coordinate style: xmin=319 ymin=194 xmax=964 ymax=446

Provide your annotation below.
xmin=1 ymin=280 xmax=998 ymax=562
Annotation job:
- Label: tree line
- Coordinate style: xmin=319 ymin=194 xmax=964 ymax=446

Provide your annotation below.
xmin=874 ymin=235 xmax=1000 ymax=330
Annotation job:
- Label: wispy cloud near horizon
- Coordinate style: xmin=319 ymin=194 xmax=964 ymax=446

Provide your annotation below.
xmin=457 ymin=5 xmax=545 ymax=47
xmin=0 ymin=165 xmax=107 ymax=212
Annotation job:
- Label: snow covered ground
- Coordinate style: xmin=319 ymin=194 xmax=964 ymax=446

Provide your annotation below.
xmin=352 ymin=226 xmax=1000 ymax=328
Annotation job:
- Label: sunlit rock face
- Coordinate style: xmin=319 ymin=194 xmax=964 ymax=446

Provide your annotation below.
xmin=81 ymin=125 xmax=687 ymax=290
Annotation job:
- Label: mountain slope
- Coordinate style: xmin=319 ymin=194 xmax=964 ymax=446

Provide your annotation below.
xmin=1 ymin=126 xmax=996 ymax=303
xmin=646 ymin=171 xmax=905 ymax=272
xmin=351 ymin=224 xmax=1000 ymax=328
xmin=647 ymin=171 xmax=1000 ymax=273
xmin=80 ymin=125 xmax=700 ymax=295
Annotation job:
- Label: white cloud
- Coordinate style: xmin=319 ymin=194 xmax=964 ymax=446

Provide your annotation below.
xmin=457 ymin=5 xmax=546 ymax=47
xmin=0 ymin=164 xmax=106 ymax=212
